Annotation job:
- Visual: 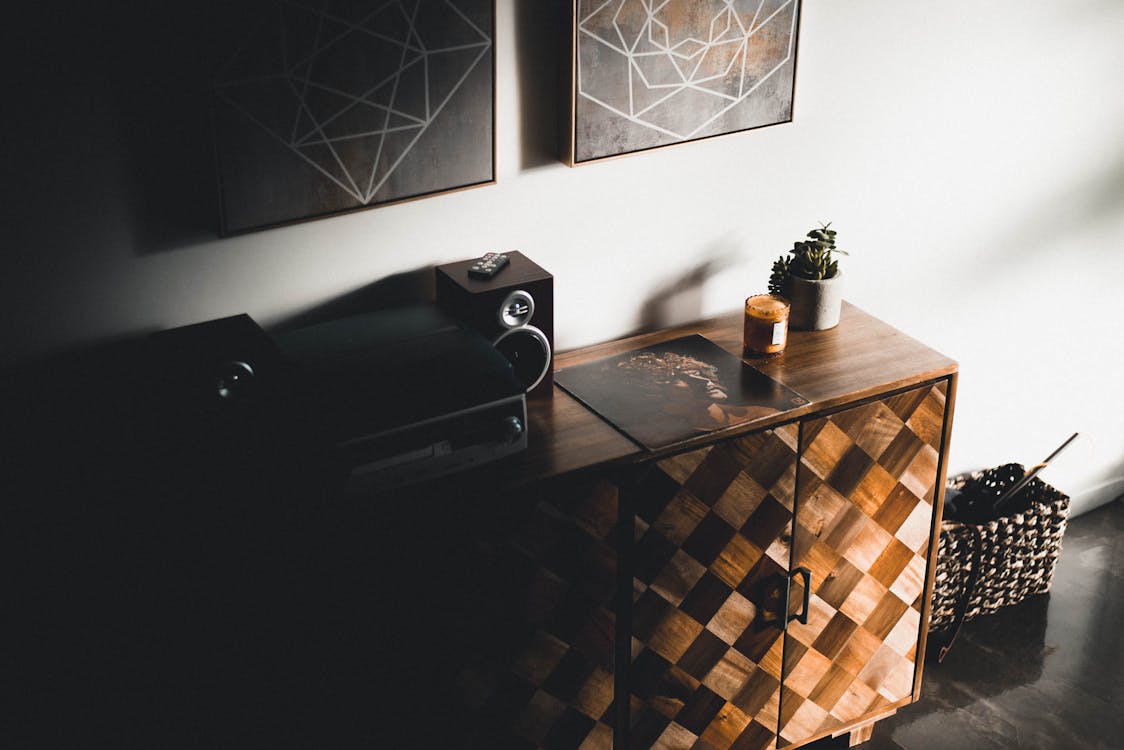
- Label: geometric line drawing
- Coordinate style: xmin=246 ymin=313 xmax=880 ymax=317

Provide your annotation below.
xmin=577 ymin=0 xmax=798 ymax=140
xmin=215 ymin=0 xmax=491 ymax=205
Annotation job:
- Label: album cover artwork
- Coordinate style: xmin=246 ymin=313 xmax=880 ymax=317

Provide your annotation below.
xmin=555 ymin=334 xmax=807 ymax=450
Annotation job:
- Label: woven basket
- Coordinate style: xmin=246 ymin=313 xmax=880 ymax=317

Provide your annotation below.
xmin=929 ymin=463 xmax=1070 ymax=634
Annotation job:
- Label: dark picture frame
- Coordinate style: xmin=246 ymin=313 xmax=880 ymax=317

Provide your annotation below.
xmin=565 ymin=0 xmax=802 ymax=165
xmin=212 ymin=0 xmax=496 ymax=234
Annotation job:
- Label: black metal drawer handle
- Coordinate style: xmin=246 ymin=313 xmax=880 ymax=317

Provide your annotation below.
xmin=785 ymin=567 xmax=812 ymax=626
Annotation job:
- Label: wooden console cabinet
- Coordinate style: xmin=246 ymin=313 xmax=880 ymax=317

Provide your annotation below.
xmin=424 ymin=303 xmax=956 ymax=750
xmin=7 ymin=303 xmax=953 ymax=748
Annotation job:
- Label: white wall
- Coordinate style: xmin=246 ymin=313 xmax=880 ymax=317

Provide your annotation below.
xmin=3 ymin=1 xmax=1122 ymax=514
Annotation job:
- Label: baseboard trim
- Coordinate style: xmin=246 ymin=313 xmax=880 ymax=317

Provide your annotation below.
xmin=1069 ymin=475 xmax=1124 ymax=518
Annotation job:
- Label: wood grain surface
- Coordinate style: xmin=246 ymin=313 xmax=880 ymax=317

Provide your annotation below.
xmin=362 ymin=306 xmax=957 ymax=750
xmin=449 ymin=475 xmax=622 ymax=749
xmin=510 ymin=303 xmax=956 ymax=487
xmin=624 ymin=425 xmax=801 ymax=750
xmin=778 ymin=382 xmax=948 ymax=748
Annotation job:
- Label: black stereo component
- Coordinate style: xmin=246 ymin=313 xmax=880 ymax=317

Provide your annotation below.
xmin=148 ymin=314 xmax=285 ymax=410
xmin=435 ymin=251 xmax=554 ymax=397
xmin=273 ymin=305 xmax=527 ymax=494
xmin=145 ymin=314 xmax=314 ymax=496
xmin=338 ymin=394 xmax=525 ymax=494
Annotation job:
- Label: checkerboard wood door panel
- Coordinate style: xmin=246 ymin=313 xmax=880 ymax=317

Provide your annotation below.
xmin=456 ymin=477 xmax=621 ymax=750
xmin=777 ymin=382 xmax=948 ymax=748
xmin=626 ymin=424 xmax=799 ymax=750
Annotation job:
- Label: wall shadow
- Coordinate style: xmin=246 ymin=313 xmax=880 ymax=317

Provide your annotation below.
xmin=116 ymin=40 xmax=224 ymax=253
xmin=271 ymin=266 xmax=436 ymax=333
xmin=0 ymin=265 xmax=439 ymax=370
xmin=105 ymin=5 xmax=226 ymax=252
xmin=514 ymin=0 xmax=566 ymax=170
xmin=7 ymin=4 xmax=227 ymax=257
xmin=957 ymin=137 xmax=1124 ymax=285
xmin=630 ymin=238 xmax=740 ymax=335
xmin=11 ymin=2 xmax=576 ymax=257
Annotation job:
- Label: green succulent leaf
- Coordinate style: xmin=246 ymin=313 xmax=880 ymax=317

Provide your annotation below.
xmin=767 ymin=255 xmax=792 ymax=296
xmin=771 ymin=221 xmax=847 ymax=287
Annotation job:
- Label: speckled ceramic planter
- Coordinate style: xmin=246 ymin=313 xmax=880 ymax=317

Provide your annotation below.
xmin=788 ymin=271 xmax=843 ymax=330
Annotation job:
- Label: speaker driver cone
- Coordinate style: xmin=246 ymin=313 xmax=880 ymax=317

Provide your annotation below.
xmin=493 ymin=325 xmax=551 ymax=392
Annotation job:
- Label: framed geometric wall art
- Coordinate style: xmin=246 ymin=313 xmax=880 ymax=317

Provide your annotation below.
xmin=212 ymin=0 xmax=495 ymax=234
xmin=566 ymin=0 xmax=801 ymax=165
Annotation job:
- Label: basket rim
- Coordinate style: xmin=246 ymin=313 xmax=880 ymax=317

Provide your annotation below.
xmin=940 ymin=496 xmax=1070 ymax=530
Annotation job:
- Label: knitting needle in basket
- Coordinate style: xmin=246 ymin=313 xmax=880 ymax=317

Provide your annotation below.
xmin=991 ymin=432 xmax=1079 ymax=516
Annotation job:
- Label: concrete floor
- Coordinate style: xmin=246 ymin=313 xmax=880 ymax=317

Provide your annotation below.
xmin=810 ymin=498 xmax=1124 ymax=750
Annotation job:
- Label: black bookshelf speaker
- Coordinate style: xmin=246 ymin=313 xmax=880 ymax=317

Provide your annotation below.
xmin=144 ymin=314 xmax=316 ymax=496
xmin=435 ymin=251 xmax=554 ymax=397
xmin=148 ymin=314 xmax=286 ymax=413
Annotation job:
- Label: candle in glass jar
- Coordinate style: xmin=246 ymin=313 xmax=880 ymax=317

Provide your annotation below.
xmin=743 ymin=294 xmax=790 ymax=357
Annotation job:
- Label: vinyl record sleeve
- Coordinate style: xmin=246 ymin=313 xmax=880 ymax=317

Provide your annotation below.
xmin=555 ymin=334 xmax=807 ymax=450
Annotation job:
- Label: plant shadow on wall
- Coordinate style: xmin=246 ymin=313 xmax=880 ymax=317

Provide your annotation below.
xmin=633 ymin=237 xmax=739 ymax=334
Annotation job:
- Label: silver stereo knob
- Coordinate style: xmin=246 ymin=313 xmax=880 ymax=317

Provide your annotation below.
xmin=501 ymin=415 xmax=524 ymax=444
xmin=216 ymin=360 xmax=255 ymax=400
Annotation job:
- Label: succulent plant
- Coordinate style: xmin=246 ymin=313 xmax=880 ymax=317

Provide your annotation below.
xmin=768 ymin=222 xmax=847 ymax=297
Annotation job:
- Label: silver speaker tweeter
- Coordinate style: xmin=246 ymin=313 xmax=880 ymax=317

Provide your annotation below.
xmin=498 ymin=289 xmax=535 ymax=329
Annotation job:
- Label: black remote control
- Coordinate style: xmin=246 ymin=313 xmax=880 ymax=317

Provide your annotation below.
xmin=467 ymin=252 xmax=509 ymax=279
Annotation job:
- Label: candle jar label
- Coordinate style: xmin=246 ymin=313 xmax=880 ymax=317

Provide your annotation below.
xmin=772 ymin=322 xmax=786 ymax=346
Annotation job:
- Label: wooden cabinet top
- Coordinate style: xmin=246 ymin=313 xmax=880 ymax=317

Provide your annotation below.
xmin=515 ymin=302 xmax=957 ymax=484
